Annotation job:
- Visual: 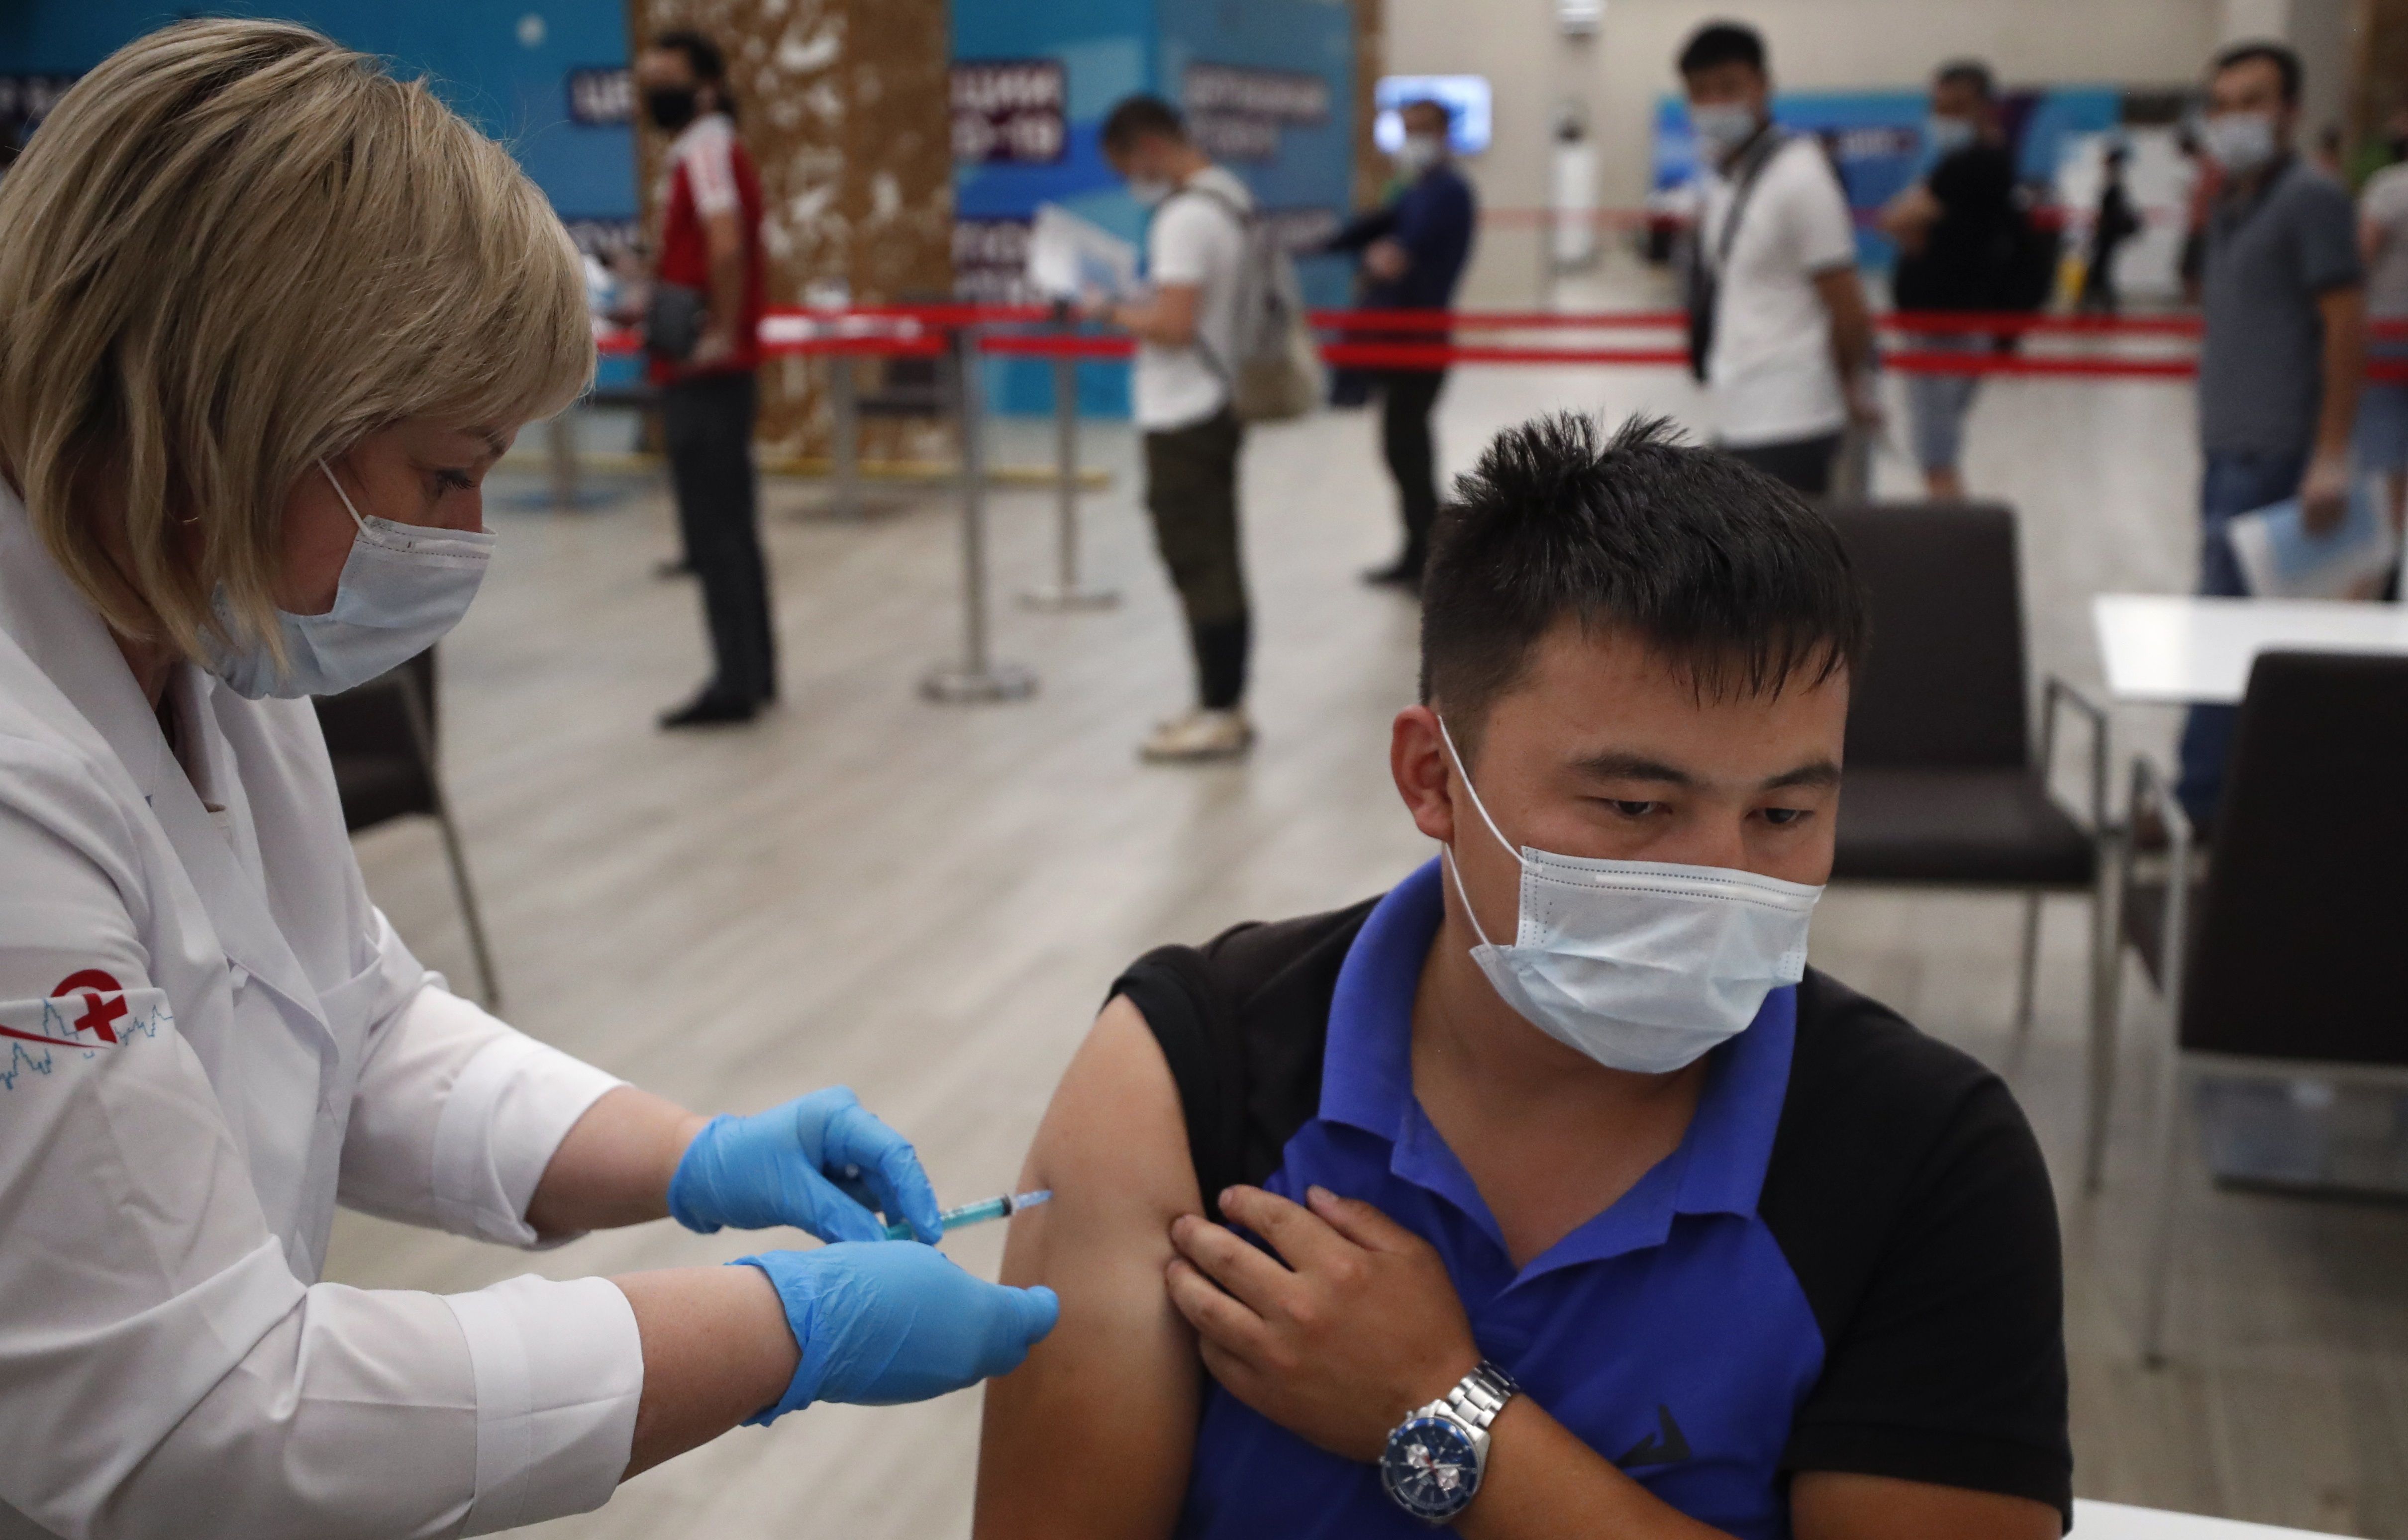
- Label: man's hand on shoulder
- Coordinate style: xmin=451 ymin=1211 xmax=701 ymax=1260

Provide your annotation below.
xmin=1165 ymin=1183 xmax=1478 ymax=1461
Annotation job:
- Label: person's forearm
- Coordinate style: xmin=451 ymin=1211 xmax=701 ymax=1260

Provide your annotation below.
xmin=613 ymin=1264 xmax=796 ymax=1477
xmin=2316 ymin=290 xmax=2367 ymax=458
xmin=525 ymin=1084 xmax=709 ymax=1237
xmin=707 ymin=246 xmax=748 ymax=348
xmin=1456 ymin=1399 xmax=1732 ymax=1540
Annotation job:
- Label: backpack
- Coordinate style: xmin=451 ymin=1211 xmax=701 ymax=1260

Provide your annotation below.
xmin=1173 ymin=183 xmax=1324 ymax=424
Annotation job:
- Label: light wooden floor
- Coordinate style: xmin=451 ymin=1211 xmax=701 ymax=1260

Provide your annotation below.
xmin=331 ymin=353 xmax=2408 ymax=1538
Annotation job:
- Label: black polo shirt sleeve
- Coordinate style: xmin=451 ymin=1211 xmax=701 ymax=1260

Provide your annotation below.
xmin=2292 ymin=173 xmax=2364 ymax=296
xmin=1761 ymin=971 xmax=2072 ymax=1525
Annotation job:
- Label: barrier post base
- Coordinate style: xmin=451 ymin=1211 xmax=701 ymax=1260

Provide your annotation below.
xmin=1019 ymin=583 xmax=1120 ymax=612
xmin=919 ymin=662 xmax=1037 ymax=703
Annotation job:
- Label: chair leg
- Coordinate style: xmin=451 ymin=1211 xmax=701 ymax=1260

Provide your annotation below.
xmin=431 ymin=800 xmax=502 ymax=1011
xmin=2142 ymin=1053 xmax=2189 ymax=1367
xmin=2083 ymin=846 xmax=2123 ymax=1194
xmin=2010 ymin=888 xmax=2044 ymax=1043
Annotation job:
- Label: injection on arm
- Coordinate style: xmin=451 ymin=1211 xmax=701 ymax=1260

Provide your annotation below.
xmin=884 ymin=1188 xmax=1052 ymax=1241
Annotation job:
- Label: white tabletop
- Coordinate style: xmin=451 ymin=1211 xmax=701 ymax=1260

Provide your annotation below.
xmin=2092 ymin=592 xmax=2408 ymax=705
xmin=2072 ymin=1498 xmax=2347 ymax=1539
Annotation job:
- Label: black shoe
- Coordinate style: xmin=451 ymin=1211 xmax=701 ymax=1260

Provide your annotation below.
xmin=654 ymin=557 xmax=695 ymax=580
xmin=659 ymin=691 xmax=758 ymax=729
xmin=1362 ymin=557 xmax=1423 ymax=590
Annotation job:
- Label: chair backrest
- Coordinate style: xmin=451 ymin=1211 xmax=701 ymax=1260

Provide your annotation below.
xmin=310 ymin=649 xmax=438 ymax=832
xmin=2182 ymin=650 xmax=2408 ymax=1064
xmin=1823 ymin=501 xmax=2030 ymax=769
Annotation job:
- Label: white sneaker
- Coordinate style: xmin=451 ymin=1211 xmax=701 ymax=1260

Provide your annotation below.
xmin=1138 ymin=707 xmax=1256 ymax=763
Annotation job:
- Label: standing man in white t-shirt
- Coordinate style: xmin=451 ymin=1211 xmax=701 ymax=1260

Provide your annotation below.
xmin=1091 ymin=95 xmax=1257 ymax=762
xmin=1678 ymin=22 xmax=1878 ymax=497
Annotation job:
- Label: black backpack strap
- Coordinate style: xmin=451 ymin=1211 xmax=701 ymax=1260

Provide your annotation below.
xmin=1106 ymin=897 xmax=1381 ymax=1224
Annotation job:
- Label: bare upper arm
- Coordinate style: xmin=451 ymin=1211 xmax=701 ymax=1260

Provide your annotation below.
xmin=974 ymin=995 xmax=1205 ymax=1540
xmin=702 ymin=208 xmax=746 ymax=267
xmin=1792 ymin=1472 xmax=2059 ymax=1540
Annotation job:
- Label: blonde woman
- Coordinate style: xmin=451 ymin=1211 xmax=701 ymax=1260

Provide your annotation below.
xmin=0 ymin=22 xmax=1053 ymax=1537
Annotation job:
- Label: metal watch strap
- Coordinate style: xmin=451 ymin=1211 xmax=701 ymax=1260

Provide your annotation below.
xmin=1442 ymin=1361 xmax=1518 ymax=1434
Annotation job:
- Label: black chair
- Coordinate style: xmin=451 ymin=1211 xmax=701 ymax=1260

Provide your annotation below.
xmin=2114 ymin=651 xmax=2408 ymax=1364
xmin=1823 ymin=502 xmax=2110 ymax=1147
xmin=311 ymin=649 xmax=501 ymax=1008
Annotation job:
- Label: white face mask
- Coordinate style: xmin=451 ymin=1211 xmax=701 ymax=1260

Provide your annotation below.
xmin=1396 ymin=133 xmax=1445 ymax=176
xmin=206 ymin=461 xmax=495 ymax=700
xmin=1689 ymin=102 xmax=1762 ymax=166
xmin=1924 ymin=114 xmax=1976 ymax=157
xmin=1437 ymin=719 xmax=1821 ymax=1074
xmin=2204 ymin=110 xmax=2278 ymax=174
xmin=1128 ymin=176 xmax=1175 ymax=207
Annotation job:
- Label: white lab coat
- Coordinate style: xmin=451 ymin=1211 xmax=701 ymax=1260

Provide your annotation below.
xmin=0 ymin=489 xmax=646 ymax=1539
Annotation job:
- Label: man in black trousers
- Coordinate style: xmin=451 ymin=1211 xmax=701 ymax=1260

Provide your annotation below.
xmin=1328 ymin=98 xmax=1477 ymax=587
xmin=639 ymin=31 xmax=777 ymax=727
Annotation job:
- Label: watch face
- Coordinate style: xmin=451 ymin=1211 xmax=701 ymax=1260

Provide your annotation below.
xmin=1381 ymin=1415 xmax=1480 ymax=1520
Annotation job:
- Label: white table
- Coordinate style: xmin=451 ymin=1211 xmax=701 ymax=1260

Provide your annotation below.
xmin=2072 ymin=1498 xmax=2348 ymax=1539
xmin=2092 ymin=592 xmax=2408 ymax=705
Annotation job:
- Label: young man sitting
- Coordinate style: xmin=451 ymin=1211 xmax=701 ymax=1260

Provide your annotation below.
xmin=974 ymin=415 xmax=2069 ymax=1540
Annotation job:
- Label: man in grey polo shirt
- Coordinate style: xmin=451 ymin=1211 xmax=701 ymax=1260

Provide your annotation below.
xmin=2178 ymin=39 xmax=2366 ymax=830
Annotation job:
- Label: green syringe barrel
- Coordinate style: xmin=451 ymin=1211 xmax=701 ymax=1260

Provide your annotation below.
xmin=882 ymin=1188 xmax=1051 ymax=1242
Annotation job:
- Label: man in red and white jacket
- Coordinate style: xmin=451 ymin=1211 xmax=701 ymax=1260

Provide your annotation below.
xmin=638 ymin=31 xmax=776 ymax=727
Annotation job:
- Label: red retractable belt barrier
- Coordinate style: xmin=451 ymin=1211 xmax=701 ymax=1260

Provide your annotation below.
xmin=595 ymin=305 xmax=2408 ymax=382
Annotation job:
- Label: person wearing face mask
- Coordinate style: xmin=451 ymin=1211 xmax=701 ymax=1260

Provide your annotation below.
xmin=1322 ymin=99 xmax=1479 ymax=588
xmin=1879 ymin=60 xmax=2020 ymax=501
xmin=1090 ymin=96 xmax=1261 ymax=763
xmin=2177 ymin=40 xmax=2367 ymax=832
xmin=0 ymin=24 xmax=1058 ymax=1537
xmin=1676 ymin=21 xmax=1879 ymax=500
xmin=975 ymin=414 xmax=2069 ymax=1540
xmin=634 ymin=29 xmax=778 ymax=729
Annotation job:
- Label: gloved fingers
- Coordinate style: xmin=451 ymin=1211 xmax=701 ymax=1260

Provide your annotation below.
xmin=830 ymin=1167 xmax=882 ymax=1216
xmin=789 ymin=1161 xmax=892 ymax=1244
xmin=1006 ymin=1284 xmax=1062 ymax=1354
xmin=823 ymin=1102 xmax=944 ymax=1243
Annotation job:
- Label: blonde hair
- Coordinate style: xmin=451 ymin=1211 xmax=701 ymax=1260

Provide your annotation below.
xmin=0 ymin=19 xmax=593 ymax=658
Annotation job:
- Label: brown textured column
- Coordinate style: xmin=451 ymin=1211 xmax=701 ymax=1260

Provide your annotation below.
xmin=2349 ymin=0 xmax=2408 ymax=149
xmin=629 ymin=0 xmax=952 ymax=462
xmin=1350 ymin=0 xmax=1387 ymax=210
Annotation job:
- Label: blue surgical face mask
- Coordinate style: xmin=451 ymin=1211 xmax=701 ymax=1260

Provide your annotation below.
xmin=1925 ymin=114 xmax=1976 ymax=157
xmin=1437 ymin=718 xmax=1821 ymax=1074
xmin=2204 ymin=110 xmax=2278 ymax=174
xmin=205 ymin=461 xmax=495 ymax=699
xmin=1689 ymin=102 xmax=1761 ymax=166
xmin=1127 ymin=176 xmax=1175 ymax=207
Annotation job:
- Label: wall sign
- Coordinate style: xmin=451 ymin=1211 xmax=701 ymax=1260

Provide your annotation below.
xmin=1182 ymin=63 xmax=1330 ymax=163
xmin=566 ymin=66 xmax=633 ymax=127
xmin=951 ymin=61 xmax=1066 ymax=165
xmin=0 ymin=74 xmax=80 ymax=168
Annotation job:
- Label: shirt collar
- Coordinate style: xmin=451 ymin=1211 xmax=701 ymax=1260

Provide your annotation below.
xmin=1315 ymin=855 xmax=1799 ymax=1274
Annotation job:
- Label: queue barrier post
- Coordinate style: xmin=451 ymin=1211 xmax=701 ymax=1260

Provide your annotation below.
xmin=920 ymin=323 xmax=1037 ymax=704
xmin=827 ymin=349 xmax=863 ymax=521
xmin=1021 ymin=315 xmax=1119 ymax=612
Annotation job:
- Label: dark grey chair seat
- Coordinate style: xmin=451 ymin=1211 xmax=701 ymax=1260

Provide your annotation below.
xmin=312 ymin=649 xmax=500 ymax=1007
xmin=1833 ymin=766 xmax=2096 ymax=887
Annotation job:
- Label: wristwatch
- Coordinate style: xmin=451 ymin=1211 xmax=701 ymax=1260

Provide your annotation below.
xmin=1378 ymin=1360 xmax=1520 ymax=1525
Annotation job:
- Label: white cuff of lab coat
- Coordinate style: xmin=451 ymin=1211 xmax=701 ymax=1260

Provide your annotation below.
xmin=445 ymin=1274 xmax=643 ymax=1536
xmin=431 ymin=1031 xmax=625 ymax=1247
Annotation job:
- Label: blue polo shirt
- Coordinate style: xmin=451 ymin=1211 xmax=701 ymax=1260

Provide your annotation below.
xmin=1172 ymin=858 xmax=2069 ymax=1538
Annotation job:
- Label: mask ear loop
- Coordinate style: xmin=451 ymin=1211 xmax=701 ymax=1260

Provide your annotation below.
xmin=319 ymin=460 xmax=371 ymax=535
xmin=1434 ymin=715 xmax=1525 ymax=950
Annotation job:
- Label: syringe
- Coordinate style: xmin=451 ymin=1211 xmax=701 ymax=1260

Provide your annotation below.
xmin=883 ymin=1188 xmax=1052 ymax=1242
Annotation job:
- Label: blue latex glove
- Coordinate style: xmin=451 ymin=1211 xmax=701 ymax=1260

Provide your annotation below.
xmin=669 ymin=1086 xmax=944 ymax=1244
xmin=736 ymin=1243 xmax=1061 ymax=1420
